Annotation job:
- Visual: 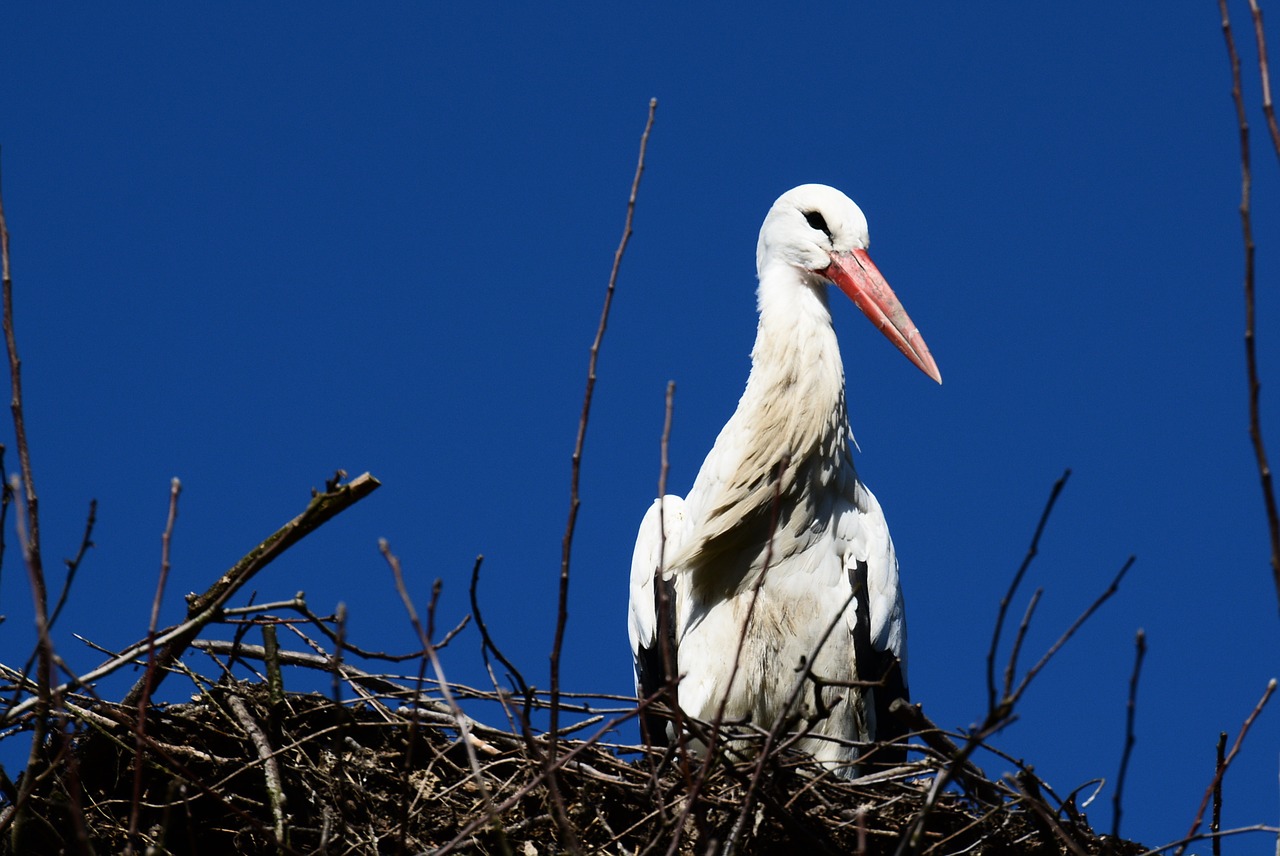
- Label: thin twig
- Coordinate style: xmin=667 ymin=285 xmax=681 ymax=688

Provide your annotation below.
xmin=127 ymin=477 xmax=182 ymax=852
xmin=381 ymin=542 xmax=512 ymax=856
xmin=48 ymin=499 xmax=97 ymax=630
xmin=1112 ymin=628 xmax=1146 ymax=839
xmin=119 ymin=471 xmax=380 ymax=708
xmin=1006 ymin=555 xmax=1135 ymax=708
xmin=987 ymin=470 xmax=1070 ymax=715
xmin=549 ymin=98 xmax=658 ymax=773
xmin=1212 ymin=731 xmax=1227 ymax=856
xmin=0 ymin=151 xmax=44 ymax=591
xmin=1249 ymin=0 xmax=1280 ymax=161
xmin=664 ymin=454 xmax=790 ymax=856
xmin=1176 ymin=678 xmax=1277 ymax=856
xmin=1221 ymin=0 xmax=1280 ymax=611
xmin=0 ymin=157 xmax=57 ymax=851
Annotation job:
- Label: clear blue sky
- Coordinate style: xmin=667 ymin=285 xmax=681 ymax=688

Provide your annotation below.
xmin=3 ymin=4 xmax=1278 ymax=851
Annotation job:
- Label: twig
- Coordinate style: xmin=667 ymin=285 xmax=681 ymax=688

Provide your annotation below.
xmin=1112 ymin=628 xmax=1146 ymax=840
xmin=48 ymin=499 xmax=97 ymax=630
xmin=1221 ymin=0 xmax=1280 ymax=611
xmin=120 ymin=471 xmax=380 ymax=708
xmin=4 ymin=473 xmax=57 ymax=849
xmin=0 ymin=157 xmax=57 ymax=851
xmin=1002 ymin=587 xmax=1043 ymax=700
xmin=987 ymin=470 xmax=1070 ymax=715
xmin=1213 ymin=731 xmax=1227 ymax=856
xmin=381 ymin=542 xmax=512 ymax=856
xmin=664 ymin=454 xmax=790 ymax=856
xmin=127 ymin=477 xmax=182 ymax=852
xmin=888 ymin=699 xmax=1004 ymax=805
xmin=1249 ymin=0 xmax=1280 ymax=161
xmin=1176 ymin=678 xmax=1277 ymax=856
xmin=0 ymin=151 xmax=45 ymax=592
xmin=1005 ymin=555 xmax=1135 ymax=708
xmin=1140 ymin=825 xmax=1280 ymax=856
xmin=549 ymin=97 xmax=658 ymax=773
xmin=469 ymin=555 xmax=530 ymax=699
xmin=331 ymin=601 xmax=347 ymax=709
xmin=227 ymin=694 xmax=287 ymax=851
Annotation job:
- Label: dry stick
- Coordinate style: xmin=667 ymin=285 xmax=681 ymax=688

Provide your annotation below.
xmin=1138 ymin=825 xmax=1280 ymax=856
xmin=724 ymin=585 xmax=860 ymax=856
xmin=653 ymin=380 xmax=683 ymax=757
xmin=48 ymin=499 xmax=96 ymax=630
xmin=0 ymin=153 xmax=44 ymax=590
xmin=76 ymin=698 xmax=303 ymax=855
xmin=126 ymin=477 xmax=182 ymax=854
xmin=380 ymin=543 xmax=512 ymax=856
xmin=469 ymin=555 xmax=531 ymax=701
xmin=0 ymin=158 xmax=57 ymax=850
xmin=435 ymin=689 xmax=665 ymax=854
xmin=1112 ymin=628 xmax=1146 ymax=840
xmin=1250 ymin=0 xmax=1280 ymax=160
xmin=897 ymin=554 xmax=1134 ymax=856
xmin=1002 ymin=587 xmax=1043 ymax=699
xmin=662 ymin=455 xmax=791 ymax=856
xmin=1175 ymin=678 xmax=1277 ymax=856
xmin=119 ymin=471 xmax=380 ymax=708
xmin=1212 ymin=731 xmax=1227 ymax=856
xmin=987 ymin=469 xmax=1070 ymax=715
xmin=227 ymin=694 xmax=288 ymax=851
xmin=888 ymin=700 xmax=1005 ymax=806
xmin=3 ymin=474 xmax=55 ymax=847
xmin=641 ymin=381 xmax=688 ymax=833
xmin=1220 ymin=0 xmax=1280 ymax=611
xmin=1006 ymin=555 xmax=1135 ymax=707
xmin=331 ymin=601 xmax=347 ymax=709
xmin=0 ymin=448 xmax=9 ymax=595
xmin=1011 ymin=773 xmax=1088 ymax=856
xmin=549 ymin=97 xmax=658 ymax=772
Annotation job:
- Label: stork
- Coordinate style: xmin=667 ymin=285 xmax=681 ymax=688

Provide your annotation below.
xmin=627 ymin=184 xmax=940 ymax=774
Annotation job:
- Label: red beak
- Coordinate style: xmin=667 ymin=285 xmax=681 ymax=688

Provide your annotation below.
xmin=822 ymin=248 xmax=942 ymax=384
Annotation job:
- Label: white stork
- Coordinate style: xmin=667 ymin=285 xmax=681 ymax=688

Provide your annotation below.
xmin=627 ymin=184 xmax=940 ymax=774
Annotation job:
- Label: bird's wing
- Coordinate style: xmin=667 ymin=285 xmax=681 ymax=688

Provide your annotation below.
xmin=837 ymin=476 xmax=910 ymax=757
xmin=628 ymin=495 xmax=689 ymax=743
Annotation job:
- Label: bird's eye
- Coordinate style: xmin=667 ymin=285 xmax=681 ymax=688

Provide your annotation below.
xmin=804 ymin=211 xmax=833 ymax=239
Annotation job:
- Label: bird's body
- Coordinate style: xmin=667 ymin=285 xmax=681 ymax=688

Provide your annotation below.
xmin=627 ymin=184 xmax=939 ymax=774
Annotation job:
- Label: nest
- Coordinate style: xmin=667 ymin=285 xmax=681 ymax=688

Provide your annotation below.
xmin=0 ymin=663 xmax=1147 ymax=855
xmin=0 ymin=478 xmax=1155 ymax=854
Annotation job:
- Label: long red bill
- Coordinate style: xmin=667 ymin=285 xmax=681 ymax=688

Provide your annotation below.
xmin=822 ymin=248 xmax=942 ymax=384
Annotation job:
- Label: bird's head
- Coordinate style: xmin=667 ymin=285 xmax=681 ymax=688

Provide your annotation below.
xmin=757 ymin=184 xmax=941 ymax=384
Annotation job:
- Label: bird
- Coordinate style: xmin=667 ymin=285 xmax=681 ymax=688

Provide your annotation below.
xmin=627 ymin=183 xmax=940 ymax=775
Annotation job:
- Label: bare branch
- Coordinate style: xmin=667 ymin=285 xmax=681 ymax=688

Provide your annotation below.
xmin=127 ymin=477 xmax=182 ymax=852
xmin=550 ymin=97 xmax=659 ymax=769
xmin=1220 ymin=0 xmax=1280 ymax=610
xmin=1249 ymin=0 xmax=1280 ymax=162
xmin=1112 ymin=628 xmax=1146 ymax=839
xmin=1176 ymin=678 xmax=1277 ymax=856
xmin=120 ymin=471 xmax=380 ymax=708
xmin=987 ymin=470 xmax=1070 ymax=715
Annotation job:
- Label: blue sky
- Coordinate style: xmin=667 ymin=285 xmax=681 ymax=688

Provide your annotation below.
xmin=2 ymin=3 xmax=1278 ymax=851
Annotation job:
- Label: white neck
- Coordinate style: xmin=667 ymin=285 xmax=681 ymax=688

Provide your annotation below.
xmin=747 ymin=261 xmax=848 ymax=433
xmin=681 ymin=262 xmax=852 ymax=579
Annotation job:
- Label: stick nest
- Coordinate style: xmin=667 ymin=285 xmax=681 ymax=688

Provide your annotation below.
xmin=1 ymin=671 xmax=1146 ymax=855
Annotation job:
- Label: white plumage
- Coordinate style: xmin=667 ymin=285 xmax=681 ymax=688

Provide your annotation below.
xmin=627 ymin=184 xmax=940 ymax=774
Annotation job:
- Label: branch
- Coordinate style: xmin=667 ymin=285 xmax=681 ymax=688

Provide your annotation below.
xmin=549 ymin=97 xmax=657 ymax=764
xmin=1111 ymin=628 xmax=1146 ymax=839
xmin=1220 ymin=0 xmax=1280 ymax=611
xmin=987 ymin=470 xmax=1070 ymax=715
xmin=1176 ymin=678 xmax=1277 ymax=856
xmin=116 ymin=471 xmax=380 ymax=708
